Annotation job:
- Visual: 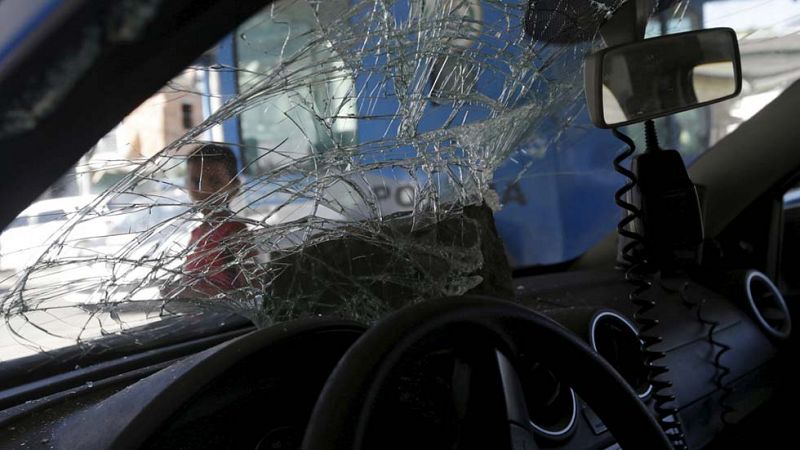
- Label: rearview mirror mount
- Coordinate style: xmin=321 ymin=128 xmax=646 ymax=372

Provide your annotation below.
xmin=584 ymin=27 xmax=742 ymax=128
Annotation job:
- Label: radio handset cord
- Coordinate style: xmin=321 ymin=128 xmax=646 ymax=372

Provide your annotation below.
xmin=612 ymin=120 xmax=700 ymax=449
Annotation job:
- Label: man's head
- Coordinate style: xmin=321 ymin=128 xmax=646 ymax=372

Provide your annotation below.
xmin=186 ymin=144 xmax=240 ymax=213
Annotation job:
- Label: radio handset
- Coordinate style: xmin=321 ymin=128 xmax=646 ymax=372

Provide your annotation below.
xmin=631 ymin=143 xmax=704 ymax=269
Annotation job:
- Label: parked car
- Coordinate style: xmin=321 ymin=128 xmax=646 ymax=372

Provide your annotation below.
xmin=0 ymin=196 xmax=99 ymax=272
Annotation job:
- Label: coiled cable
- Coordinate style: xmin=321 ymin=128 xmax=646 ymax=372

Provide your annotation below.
xmin=661 ymin=279 xmax=735 ymax=427
xmin=612 ymin=127 xmax=689 ymax=449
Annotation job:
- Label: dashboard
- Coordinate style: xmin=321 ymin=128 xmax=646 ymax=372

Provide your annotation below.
xmin=0 ymin=269 xmax=788 ymax=449
xmin=514 ymin=270 xmax=784 ymax=449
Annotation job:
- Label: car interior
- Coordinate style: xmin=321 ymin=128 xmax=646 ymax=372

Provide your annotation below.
xmin=0 ymin=0 xmax=797 ymax=449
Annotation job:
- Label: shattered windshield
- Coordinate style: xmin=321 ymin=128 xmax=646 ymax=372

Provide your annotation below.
xmin=2 ymin=0 xmax=800 ymax=361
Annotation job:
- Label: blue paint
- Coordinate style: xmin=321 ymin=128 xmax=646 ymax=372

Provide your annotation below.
xmin=215 ymin=33 xmax=243 ymax=170
xmin=492 ymin=110 xmax=624 ymax=265
xmin=347 ymin=0 xmax=625 ymax=266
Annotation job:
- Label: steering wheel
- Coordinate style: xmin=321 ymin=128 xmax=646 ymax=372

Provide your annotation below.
xmin=302 ymin=296 xmax=672 ymax=450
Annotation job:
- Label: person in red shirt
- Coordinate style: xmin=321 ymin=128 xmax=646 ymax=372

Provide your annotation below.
xmin=173 ymin=143 xmax=251 ymax=297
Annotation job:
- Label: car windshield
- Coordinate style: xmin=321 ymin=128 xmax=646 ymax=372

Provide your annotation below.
xmin=2 ymin=0 xmax=799 ymax=362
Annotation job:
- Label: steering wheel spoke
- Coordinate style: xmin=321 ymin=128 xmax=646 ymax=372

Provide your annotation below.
xmin=496 ymin=350 xmax=541 ymax=450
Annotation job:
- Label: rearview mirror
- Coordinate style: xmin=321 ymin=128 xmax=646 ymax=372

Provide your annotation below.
xmin=585 ymin=28 xmax=742 ymax=128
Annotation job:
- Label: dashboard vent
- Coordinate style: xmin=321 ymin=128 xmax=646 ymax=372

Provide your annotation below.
xmin=522 ymin=360 xmax=577 ymax=438
xmin=496 ymin=351 xmax=577 ymax=439
xmin=589 ymin=310 xmax=652 ymax=398
xmin=744 ymin=271 xmax=792 ymax=340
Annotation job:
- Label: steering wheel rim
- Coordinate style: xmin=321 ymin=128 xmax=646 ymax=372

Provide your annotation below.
xmin=301 ymin=296 xmax=672 ymax=450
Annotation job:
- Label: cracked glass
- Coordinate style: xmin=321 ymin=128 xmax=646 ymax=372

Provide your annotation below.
xmin=2 ymin=0 xmax=800 ymax=362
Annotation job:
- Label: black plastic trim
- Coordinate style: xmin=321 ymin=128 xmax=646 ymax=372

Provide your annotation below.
xmin=0 ymin=324 xmax=251 ymax=411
